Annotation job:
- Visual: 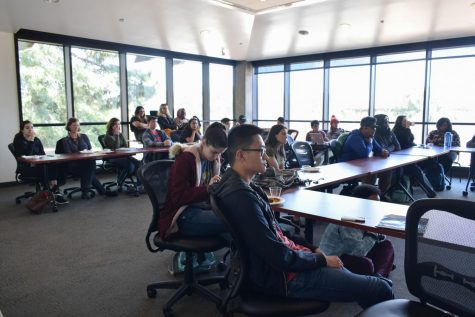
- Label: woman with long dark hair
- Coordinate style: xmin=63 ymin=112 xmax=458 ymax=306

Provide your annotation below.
xmin=130 ymin=106 xmax=148 ymax=142
xmin=265 ymin=124 xmax=287 ymax=171
xmin=180 ymin=116 xmax=202 ymax=143
xmin=426 ymin=117 xmax=460 ymax=173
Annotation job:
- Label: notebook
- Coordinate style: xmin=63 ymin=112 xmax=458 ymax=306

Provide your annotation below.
xmin=309 ymin=132 xmax=324 ymax=145
xmin=376 ymin=214 xmax=428 ymax=235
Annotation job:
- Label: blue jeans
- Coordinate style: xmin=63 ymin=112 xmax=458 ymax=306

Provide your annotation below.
xmin=177 ymin=206 xmax=229 ymax=239
xmin=287 ymin=266 xmax=394 ymax=309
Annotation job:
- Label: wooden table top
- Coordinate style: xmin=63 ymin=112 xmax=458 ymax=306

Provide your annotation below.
xmin=274 ymin=189 xmax=409 ymax=238
xmin=346 ymin=155 xmax=426 ymax=174
xmin=16 ymin=147 xmax=170 ymax=164
xmin=298 ymin=162 xmax=369 ymax=189
xmin=391 ymin=146 xmax=449 ymax=158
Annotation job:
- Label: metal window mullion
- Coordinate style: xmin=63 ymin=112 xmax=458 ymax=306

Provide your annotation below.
xmin=369 ymin=56 xmax=377 ymax=116
xmin=166 ymin=57 xmax=173 ymax=110
xmin=322 ymin=60 xmax=330 ymax=129
xmin=64 ymin=45 xmax=73 ymax=119
xmin=422 ymin=49 xmax=432 ymax=144
xmin=203 ymin=62 xmax=210 ymax=126
xmin=284 ymin=68 xmax=290 ymax=124
xmin=119 ymin=52 xmax=129 ymax=140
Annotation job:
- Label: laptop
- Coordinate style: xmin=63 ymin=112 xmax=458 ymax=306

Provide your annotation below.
xmin=309 ymin=132 xmax=324 ymax=145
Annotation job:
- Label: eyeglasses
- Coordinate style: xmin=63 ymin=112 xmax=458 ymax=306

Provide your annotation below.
xmin=241 ymin=147 xmax=266 ymax=157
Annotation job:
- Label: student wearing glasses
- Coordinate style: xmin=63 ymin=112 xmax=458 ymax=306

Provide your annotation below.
xmin=158 ymin=122 xmax=228 ymax=239
xmin=209 ymin=124 xmax=393 ymax=309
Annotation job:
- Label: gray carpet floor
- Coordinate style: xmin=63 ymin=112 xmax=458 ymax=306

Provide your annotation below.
xmin=0 ymin=174 xmax=473 ymax=317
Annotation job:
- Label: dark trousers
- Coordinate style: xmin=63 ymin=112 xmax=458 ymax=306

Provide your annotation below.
xmin=19 ymin=164 xmax=64 ymax=186
xmin=437 ymin=152 xmax=457 ymax=174
xmin=109 ymin=157 xmax=142 ymax=185
xmin=67 ymin=160 xmax=103 ymax=193
xmin=404 ymin=164 xmax=435 ymax=194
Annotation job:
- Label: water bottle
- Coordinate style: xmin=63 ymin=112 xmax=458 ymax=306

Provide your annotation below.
xmin=444 ymin=132 xmax=453 ymax=148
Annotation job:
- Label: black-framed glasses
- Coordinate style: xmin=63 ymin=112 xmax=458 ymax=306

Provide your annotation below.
xmin=241 ymin=147 xmax=266 ymax=157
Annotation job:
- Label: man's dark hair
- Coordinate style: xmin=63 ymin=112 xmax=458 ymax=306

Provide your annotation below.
xmin=221 ymin=117 xmax=231 ymax=124
xmin=203 ymin=122 xmax=227 ymax=148
xmin=436 ymin=117 xmax=452 ymax=132
xmin=311 ymin=120 xmax=320 ymax=127
xmin=352 ymin=184 xmax=381 ymax=199
xmin=227 ymin=124 xmax=263 ymax=166
xmin=277 ymin=117 xmax=285 ymax=124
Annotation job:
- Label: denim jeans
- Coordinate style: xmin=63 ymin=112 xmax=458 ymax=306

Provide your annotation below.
xmin=287 ymin=266 xmax=394 ymax=309
xmin=177 ymin=206 xmax=229 ymax=239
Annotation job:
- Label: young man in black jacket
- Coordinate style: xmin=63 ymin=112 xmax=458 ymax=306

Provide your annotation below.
xmin=209 ymin=124 xmax=393 ymax=309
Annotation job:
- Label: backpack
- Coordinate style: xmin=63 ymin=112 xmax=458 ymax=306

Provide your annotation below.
xmin=425 ymin=162 xmax=445 ymax=191
xmin=332 ymin=132 xmax=350 ymax=161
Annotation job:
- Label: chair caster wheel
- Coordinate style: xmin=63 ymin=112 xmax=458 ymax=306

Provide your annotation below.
xmin=217 ymin=261 xmax=226 ymax=272
xmin=463 ymin=191 xmax=468 ymax=197
xmin=446 ymin=185 xmax=451 ymax=190
xmin=146 ymin=287 xmax=157 ymax=298
xmin=163 ymin=308 xmax=174 ymax=317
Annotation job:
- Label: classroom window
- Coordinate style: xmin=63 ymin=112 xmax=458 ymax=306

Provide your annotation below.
xmin=18 ymin=41 xmax=67 ymax=124
xmin=257 ymin=71 xmax=284 ymax=121
xmin=126 ymin=53 xmax=166 ymax=119
xmin=209 ymin=63 xmax=233 ymax=121
xmin=71 ymin=47 xmax=121 ymax=122
xmin=173 ymin=59 xmax=203 ymax=120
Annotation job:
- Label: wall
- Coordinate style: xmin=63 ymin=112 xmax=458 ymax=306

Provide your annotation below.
xmin=0 ymin=31 xmax=19 ymax=183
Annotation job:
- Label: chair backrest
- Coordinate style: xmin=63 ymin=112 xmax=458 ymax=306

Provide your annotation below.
xmin=209 ymin=194 xmax=249 ymax=312
xmin=405 ymin=198 xmax=475 ymax=316
xmin=137 ymin=160 xmax=174 ymax=252
xmin=291 ymin=141 xmax=315 ymax=167
xmin=98 ymin=134 xmax=106 ymax=149
xmin=288 ymin=129 xmax=299 ymax=141
xmin=170 ymin=130 xmax=182 ymax=143
xmin=55 ymin=138 xmax=65 ymax=154
xmin=8 ymin=143 xmax=20 ymax=174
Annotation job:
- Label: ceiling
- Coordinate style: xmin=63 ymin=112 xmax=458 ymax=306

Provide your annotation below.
xmin=1 ymin=0 xmax=475 ymax=61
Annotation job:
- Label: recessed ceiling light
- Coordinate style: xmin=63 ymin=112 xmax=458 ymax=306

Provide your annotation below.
xmin=43 ymin=0 xmax=60 ymax=4
xmin=119 ymin=18 xmax=125 ymax=22
xmin=339 ymin=23 xmax=351 ymax=29
xmin=298 ymin=30 xmax=309 ymax=36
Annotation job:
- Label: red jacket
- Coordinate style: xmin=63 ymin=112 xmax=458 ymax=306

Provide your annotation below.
xmin=158 ymin=144 xmax=219 ymax=239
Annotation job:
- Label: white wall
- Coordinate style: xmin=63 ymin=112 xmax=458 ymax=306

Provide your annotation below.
xmin=0 ymin=31 xmax=20 ymax=183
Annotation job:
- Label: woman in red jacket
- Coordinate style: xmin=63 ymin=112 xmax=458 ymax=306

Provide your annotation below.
xmin=159 ymin=122 xmax=228 ymax=239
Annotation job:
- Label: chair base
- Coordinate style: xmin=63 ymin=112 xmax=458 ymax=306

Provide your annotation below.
xmin=15 ymin=191 xmax=36 ymax=204
xmin=356 ymin=299 xmax=450 ymax=317
xmin=64 ymin=187 xmax=96 ymax=199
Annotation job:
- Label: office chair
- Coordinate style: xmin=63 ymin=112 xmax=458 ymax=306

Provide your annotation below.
xmin=138 ymin=160 xmax=228 ymax=317
xmin=8 ymin=143 xmax=43 ymax=204
xmin=210 ymin=194 xmax=330 ymax=317
xmin=288 ymin=129 xmax=299 ymax=141
xmin=291 ymin=141 xmax=315 ymax=167
xmin=97 ymin=135 xmax=136 ymax=194
xmin=357 ymin=199 xmax=475 ymax=317
xmin=55 ymin=139 xmax=96 ymax=199
xmin=170 ymin=130 xmax=182 ymax=143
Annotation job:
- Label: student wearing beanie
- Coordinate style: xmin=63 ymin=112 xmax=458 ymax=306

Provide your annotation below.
xmin=327 ymin=115 xmax=345 ymax=140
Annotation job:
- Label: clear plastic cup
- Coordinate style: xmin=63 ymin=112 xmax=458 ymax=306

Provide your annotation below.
xmin=269 ymin=187 xmax=282 ymax=197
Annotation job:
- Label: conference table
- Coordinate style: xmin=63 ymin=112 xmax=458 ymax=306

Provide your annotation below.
xmin=390 ymin=145 xmax=449 ymax=158
xmin=17 ymin=147 xmax=170 ymax=211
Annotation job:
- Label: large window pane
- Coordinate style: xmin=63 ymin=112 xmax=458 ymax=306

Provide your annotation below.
xmin=210 ymin=63 xmax=233 ymax=120
xmin=71 ymin=47 xmax=120 ymax=122
xmin=173 ymin=59 xmax=202 ymax=120
xmin=127 ymin=53 xmax=166 ymax=119
xmin=33 ymin=126 xmax=67 ymax=153
xmin=429 ymin=57 xmax=475 ymax=124
xmin=289 ymin=69 xmax=323 ymax=124
xmin=257 ymin=72 xmax=284 ymax=120
xmin=374 ymin=60 xmax=425 ymax=122
xmin=328 ymin=65 xmax=370 ymax=121
xmin=18 ymin=41 xmax=66 ymax=124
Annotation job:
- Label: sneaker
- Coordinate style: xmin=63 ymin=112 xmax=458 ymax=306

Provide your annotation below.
xmin=54 ymin=194 xmax=69 ymax=205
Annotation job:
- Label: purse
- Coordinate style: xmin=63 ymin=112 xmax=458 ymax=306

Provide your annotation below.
xmin=26 ymin=191 xmax=52 ymax=214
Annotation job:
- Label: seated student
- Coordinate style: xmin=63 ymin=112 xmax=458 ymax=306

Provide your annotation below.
xmin=58 ymin=118 xmax=115 ymax=199
xmin=277 ymin=116 xmax=285 ymax=126
xmin=426 ymin=117 xmax=460 ymax=173
xmin=340 ymin=116 xmax=389 ymax=162
xmin=130 ymin=106 xmax=148 ymax=142
xmin=174 ymin=108 xmax=188 ymax=130
xmin=305 ymin=120 xmax=328 ymax=143
xmin=234 ymin=115 xmax=247 ymax=126
xmin=104 ymin=118 xmax=143 ymax=192
xmin=157 ymin=103 xmax=177 ymax=133
xmin=220 ymin=117 xmax=232 ymax=133
xmin=327 ymin=115 xmax=345 ymax=140
xmin=158 ymin=122 xmax=228 ymax=239
xmin=392 ymin=115 xmax=437 ymax=198
xmin=179 ymin=116 xmax=202 ymax=143
xmin=265 ymin=124 xmax=287 ymax=171
xmin=209 ymin=124 xmax=393 ymax=308
xmin=319 ymin=184 xmax=395 ymax=278
xmin=13 ymin=120 xmax=69 ymax=204
xmin=141 ymin=116 xmax=172 ymax=163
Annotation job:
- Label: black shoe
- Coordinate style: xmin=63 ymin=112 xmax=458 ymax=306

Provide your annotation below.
xmin=104 ymin=190 xmax=118 ymax=197
xmin=54 ymin=194 xmax=69 ymax=205
xmin=81 ymin=192 xmax=92 ymax=200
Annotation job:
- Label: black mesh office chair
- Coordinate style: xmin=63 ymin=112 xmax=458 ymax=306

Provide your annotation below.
xmin=8 ymin=143 xmax=43 ymax=204
xmin=210 ymin=194 xmax=330 ymax=317
xmin=97 ymin=135 xmax=136 ymax=193
xmin=55 ymin=139 xmax=96 ymax=199
xmin=138 ymin=160 xmax=228 ymax=317
xmin=288 ymin=129 xmax=299 ymax=141
xmin=291 ymin=141 xmax=315 ymax=167
xmin=357 ymin=199 xmax=475 ymax=317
